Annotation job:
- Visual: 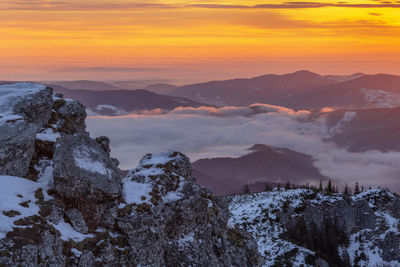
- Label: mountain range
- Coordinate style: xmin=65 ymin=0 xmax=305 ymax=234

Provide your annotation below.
xmin=170 ymin=70 xmax=400 ymax=109
xmin=50 ymin=85 xmax=207 ymax=116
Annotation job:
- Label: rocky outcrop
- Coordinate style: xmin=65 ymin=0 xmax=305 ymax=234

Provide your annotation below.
xmin=229 ymin=188 xmax=400 ymax=267
xmin=0 ymin=83 xmax=53 ymax=177
xmin=0 ymin=83 xmax=261 ymax=266
xmin=118 ymin=151 xmax=260 ymax=266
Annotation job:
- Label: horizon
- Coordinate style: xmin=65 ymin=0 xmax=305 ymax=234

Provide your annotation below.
xmin=5 ymin=69 xmax=400 ymax=87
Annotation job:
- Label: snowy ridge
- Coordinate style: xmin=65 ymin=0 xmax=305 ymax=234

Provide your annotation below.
xmin=361 ymin=88 xmax=400 ymax=108
xmin=0 ymin=82 xmax=46 ymax=125
xmin=122 ymin=150 xmax=188 ymax=206
xmin=229 ymin=188 xmax=400 ymax=266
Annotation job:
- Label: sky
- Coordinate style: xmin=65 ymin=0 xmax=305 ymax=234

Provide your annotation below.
xmin=1 ymin=0 xmax=400 ymax=83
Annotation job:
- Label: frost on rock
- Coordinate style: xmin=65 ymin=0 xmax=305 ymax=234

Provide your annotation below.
xmin=53 ymin=134 xmax=121 ymax=199
xmin=122 ymin=150 xmax=190 ymax=206
xmin=0 ymin=82 xmax=52 ymax=126
xmin=51 ymin=218 xmax=93 ymax=242
xmin=229 ymin=188 xmax=400 ymax=267
xmin=73 ymin=145 xmax=111 ymax=178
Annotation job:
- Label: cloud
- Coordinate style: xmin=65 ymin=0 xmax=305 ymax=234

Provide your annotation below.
xmin=53 ymin=67 xmax=166 ymax=73
xmin=3 ymin=1 xmax=400 ymax=11
xmin=86 ymin=104 xmax=400 ymax=191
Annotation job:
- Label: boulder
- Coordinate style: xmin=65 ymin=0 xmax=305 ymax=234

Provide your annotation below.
xmin=53 ymin=134 xmax=121 ymax=199
xmin=0 ymin=121 xmax=36 ymax=177
xmin=54 ymin=98 xmax=86 ymax=134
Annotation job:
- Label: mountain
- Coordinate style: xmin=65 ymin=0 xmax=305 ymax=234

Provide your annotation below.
xmin=51 ymin=86 xmax=208 ymax=116
xmin=144 ymin=83 xmax=178 ymax=94
xmin=229 ymin=188 xmax=400 ymax=266
xmin=170 ymin=70 xmax=337 ymax=107
xmin=192 ymin=144 xmax=327 ymax=195
xmin=170 ymin=71 xmax=400 ymax=109
xmin=0 ymin=82 xmax=260 ymax=266
xmin=48 ymin=80 xmax=124 ymax=91
xmin=310 ymin=107 xmax=400 ymax=152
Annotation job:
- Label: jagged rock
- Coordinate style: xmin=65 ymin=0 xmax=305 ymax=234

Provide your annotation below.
xmin=53 ymin=134 xmax=121 ymax=199
xmin=119 ymin=151 xmax=261 ymax=266
xmin=0 ymin=121 xmax=36 ymax=177
xmin=65 ymin=209 xmax=88 ymax=234
xmin=95 ymin=136 xmax=111 ymax=156
xmin=53 ymin=134 xmax=121 ymax=229
xmin=0 ymin=83 xmax=53 ymax=177
xmin=54 ymin=98 xmax=86 ymax=134
xmin=229 ymin=188 xmax=400 ymax=267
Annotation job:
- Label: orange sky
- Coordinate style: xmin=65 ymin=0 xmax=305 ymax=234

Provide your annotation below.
xmin=1 ymin=0 xmax=400 ymax=83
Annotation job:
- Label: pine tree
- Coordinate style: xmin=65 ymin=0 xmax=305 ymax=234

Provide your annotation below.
xmin=243 ymin=184 xmax=250 ymax=194
xmin=343 ymin=184 xmax=349 ymax=195
xmin=319 ymin=179 xmax=323 ymax=191
xmin=354 ymin=182 xmax=360 ymax=195
xmin=327 ymin=180 xmax=333 ymax=193
xmin=264 ymin=182 xmax=272 ymax=192
xmin=285 ymin=180 xmax=291 ymax=190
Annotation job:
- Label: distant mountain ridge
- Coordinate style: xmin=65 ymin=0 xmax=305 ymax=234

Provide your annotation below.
xmin=50 ymin=85 xmax=208 ymax=116
xmin=170 ymin=71 xmax=400 ymax=109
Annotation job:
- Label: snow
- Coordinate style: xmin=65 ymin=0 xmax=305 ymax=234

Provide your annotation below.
xmin=0 ymin=175 xmax=41 ymax=239
xmin=139 ymin=150 xmax=179 ymax=166
xmin=36 ymin=128 xmax=61 ymax=142
xmin=361 ymin=88 xmax=400 ymax=108
xmin=229 ymin=189 xmax=316 ymax=266
xmin=122 ymin=151 xmax=187 ymax=206
xmin=51 ymin=218 xmax=94 ymax=242
xmin=122 ymin=180 xmax=153 ymax=205
xmin=35 ymin=159 xmax=55 ymax=201
xmin=327 ymin=111 xmax=356 ymax=136
xmin=0 ymin=82 xmax=46 ymax=125
xmin=95 ymin=105 xmax=128 ymax=116
xmin=178 ymin=232 xmax=195 ymax=249
xmin=73 ymin=145 xmax=111 ymax=178
xmin=71 ymin=248 xmax=82 ymax=258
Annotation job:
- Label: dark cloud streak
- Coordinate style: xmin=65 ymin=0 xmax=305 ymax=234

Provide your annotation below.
xmin=3 ymin=1 xmax=400 ymax=11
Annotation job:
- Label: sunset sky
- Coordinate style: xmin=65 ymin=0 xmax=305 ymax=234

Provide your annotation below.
xmin=1 ymin=0 xmax=400 ymax=83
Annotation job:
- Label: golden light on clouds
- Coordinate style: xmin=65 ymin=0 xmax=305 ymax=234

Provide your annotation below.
xmin=0 ymin=0 xmax=399 ymax=82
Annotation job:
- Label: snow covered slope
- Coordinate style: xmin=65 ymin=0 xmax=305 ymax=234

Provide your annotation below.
xmin=229 ymin=188 xmax=400 ymax=267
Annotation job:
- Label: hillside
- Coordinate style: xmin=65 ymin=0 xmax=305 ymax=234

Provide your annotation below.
xmin=192 ymin=144 xmax=327 ymax=195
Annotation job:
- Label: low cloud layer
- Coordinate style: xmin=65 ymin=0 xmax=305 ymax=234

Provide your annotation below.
xmin=86 ymin=104 xmax=400 ymax=191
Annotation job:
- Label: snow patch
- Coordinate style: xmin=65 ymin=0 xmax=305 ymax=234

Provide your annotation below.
xmin=0 ymin=176 xmax=41 ymax=239
xmin=73 ymin=146 xmax=111 ymax=178
xmin=51 ymin=218 xmax=94 ymax=242
xmin=122 ymin=180 xmax=153 ymax=205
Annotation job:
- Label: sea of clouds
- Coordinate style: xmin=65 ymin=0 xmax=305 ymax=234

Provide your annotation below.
xmin=86 ymin=104 xmax=400 ymax=191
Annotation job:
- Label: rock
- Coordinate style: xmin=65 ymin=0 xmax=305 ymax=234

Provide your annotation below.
xmin=54 ymin=98 xmax=86 ymax=134
xmin=0 ymin=83 xmax=262 ymax=266
xmin=95 ymin=136 xmax=111 ymax=156
xmin=0 ymin=120 xmax=36 ymax=177
xmin=119 ymin=151 xmax=261 ymax=266
xmin=0 ymin=82 xmax=53 ymax=128
xmin=0 ymin=83 xmax=53 ymax=177
xmin=53 ymin=134 xmax=121 ymax=229
xmin=53 ymin=134 xmax=121 ymax=199
xmin=65 ymin=209 xmax=88 ymax=234
xmin=229 ymin=188 xmax=400 ymax=266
